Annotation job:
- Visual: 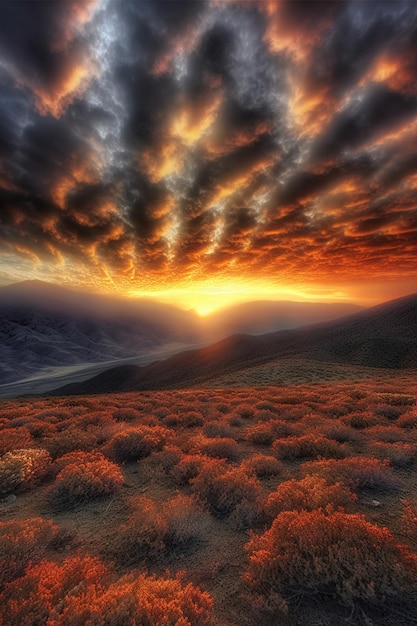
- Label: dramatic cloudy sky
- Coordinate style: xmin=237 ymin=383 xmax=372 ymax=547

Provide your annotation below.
xmin=1 ymin=0 xmax=417 ymax=311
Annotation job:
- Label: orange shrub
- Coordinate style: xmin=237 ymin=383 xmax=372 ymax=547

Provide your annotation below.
xmin=0 ymin=552 xmax=214 ymax=625
xmin=0 ymin=427 xmax=33 ymax=455
xmin=0 ymin=448 xmax=51 ymax=496
xmin=198 ymin=437 xmax=240 ymax=461
xmin=0 ymin=518 xmax=59 ymax=588
xmin=112 ymin=408 xmax=142 ymax=422
xmin=302 ymin=456 xmax=400 ymax=492
xmin=242 ymin=454 xmax=283 ymax=478
xmin=245 ymin=509 xmax=417 ymax=611
xmin=106 ymin=425 xmax=167 ymax=462
xmin=264 ymin=474 xmax=357 ymax=519
xmin=42 ymin=428 xmax=97 ymax=458
xmin=113 ymin=494 xmax=208 ymax=565
xmin=49 ymin=452 xmax=123 ymax=508
xmin=170 ymin=453 xmax=212 ymax=485
xmin=273 ymin=434 xmax=346 ymax=461
xmin=246 ymin=424 xmax=275 ymax=446
xmin=191 ymin=458 xmax=261 ymax=517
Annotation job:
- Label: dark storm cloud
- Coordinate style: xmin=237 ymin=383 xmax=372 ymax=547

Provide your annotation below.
xmin=1 ymin=0 xmax=417 ymax=288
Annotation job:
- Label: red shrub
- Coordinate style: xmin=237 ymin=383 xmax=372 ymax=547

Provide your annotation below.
xmin=302 ymin=456 xmax=400 ymax=492
xmin=0 ymin=518 xmax=59 ymax=588
xmin=0 ymin=427 xmax=33 ymax=455
xmin=264 ymin=474 xmax=357 ymax=519
xmin=49 ymin=452 xmax=123 ymax=508
xmin=273 ymin=434 xmax=346 ymax=461
xmin=198 ymin=437 xmax=241 ymax=461
xmin=0 ymin=448 xmax=51 ymax=496
xmin=242 ymin=454 xmax=283 ymax=478
xmin=1 ymin=556 xmax=214 ymax=626
xmin=245 ymin=509 xmax=417 ymax=611
xmin=191 ymin=458 xmax=261 ymax=517
xmin=106 ymin=426 xmax=167 ymax=462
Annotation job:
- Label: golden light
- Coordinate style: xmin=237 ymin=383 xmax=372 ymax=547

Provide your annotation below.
xmin=128 ymin=278 xmax=353 ymax=316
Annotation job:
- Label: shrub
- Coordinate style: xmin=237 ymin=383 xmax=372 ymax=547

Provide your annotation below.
xmin=369 ymin=443 xmax=417 ymax=468
xmin=199 ymin=437 xmax=240 ymax=461
xmin=106 ymin=426 xmax=167 ymax=462
xmin=170 ymin=453 xmax=212 ymax=485
xmin=112 ymin=408 xmax=141 ymax=422
xmin=0 ymin=448 xmax=51 ymax=496
xmin=42 ymin=429 xmax=97 ymax=458
xmin=242 ymin=454 xmax=283 ymax=478
xmin=203 ymin=422 xmax=234 ymax=438
xmin=49 ymin=452 xmax=123 ymax=508
xmin=1 ymin=555 xmax=214 ymax=625
xmin=245 ymin=509 xmax=417 ymax=611
xmin=246 ymin=424 xmax=275 ymax=446
xmin=114 ymin=496 xmax=167 ymax=563
xmin=264 ymin=475 xmax=357 ymax=519
xmin=302 ymin=456 xmax=399 ymax=492
xmin=191 ymin=458 xmax=261 ymax=517
xmin=273 ymin=434 xmax=346 ymax=461
xmin=113 ymin=494 xmax=207 ymax=564
xmin=0 ymin=427 xmax=33 ymax=455
xmin=61 ymin=571 xmax=214 ymax=625
xmin=0 ymin=518 xmax=59 ymax=588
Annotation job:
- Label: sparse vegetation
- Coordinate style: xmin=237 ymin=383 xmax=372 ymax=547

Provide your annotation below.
xmin=1 ymin=378 xmax=417 ymax=624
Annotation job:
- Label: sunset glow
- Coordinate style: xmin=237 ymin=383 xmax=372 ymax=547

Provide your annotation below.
xmin=0 ymin=0 xmax=416 ymax=307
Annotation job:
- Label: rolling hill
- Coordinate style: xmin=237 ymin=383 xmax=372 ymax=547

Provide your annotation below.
xmin=53 ymin=291 xmax=417 ymax=395
xmin=0 ymin=281 xmax=201 ymax=384
xmin=0 ymin=280 xmax=363 ymax=388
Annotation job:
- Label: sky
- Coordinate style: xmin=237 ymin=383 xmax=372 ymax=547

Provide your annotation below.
xmin=0 ymin=0 xmax=417 ymax=314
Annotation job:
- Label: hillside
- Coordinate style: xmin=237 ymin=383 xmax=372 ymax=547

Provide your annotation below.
xmin=0 ymin=281 xmax=201 ymax=384
xmin=54 ymin=292 xmax=417 ymax=395
xmin=0 ymin=280 xmax=363 ymax=389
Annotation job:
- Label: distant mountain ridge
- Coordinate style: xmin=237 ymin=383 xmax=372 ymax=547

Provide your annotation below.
xmin=0 ymin=280 xmax=364 ymax=386
xmin=0 ymin=281 xmax=201 ymax=384
xmin=53 ymin=291 xmax=417 ymax=395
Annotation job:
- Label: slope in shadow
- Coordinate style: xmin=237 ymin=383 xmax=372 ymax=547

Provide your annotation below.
xmin=52 ymin=292 xmax=417 ymax=395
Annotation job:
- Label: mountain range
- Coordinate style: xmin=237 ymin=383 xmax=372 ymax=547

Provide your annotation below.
xmin=0 ymin=280 xmax=362 ymax=386
xmin=53 ymin=291 xmax=417 ymax=396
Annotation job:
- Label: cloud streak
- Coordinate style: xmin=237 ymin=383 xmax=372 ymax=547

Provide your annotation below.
xmin=0 ymin=0 xmax=417 ymax=299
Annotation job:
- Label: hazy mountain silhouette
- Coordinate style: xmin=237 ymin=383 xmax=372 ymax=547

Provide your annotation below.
xmin=53 ymin=292 xmax=417 ymax=395
xmin=0 ymin=280 xmax=364 ymax=387
xmin=205 ymin=300 xmax=363 ymax=337
xmin=0 ymin=281 xmax=201 ymax=384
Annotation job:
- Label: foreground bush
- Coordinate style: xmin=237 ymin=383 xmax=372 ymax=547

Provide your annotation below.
xmin=0 ymin=448 xmax=51 ymax=496
xmin=0 ymin=518 xmax=59 ymax=588
xmin=245 ymin=509 xmax=417 ymax=612
xmin=106 ymin=426 xmax=167 ymax=462
xmin=191 ymin=458 xmax=261 ymax=518
xmin=114 ymin=494 xmax=208 ymax=564
xmin=264 ymin=474 xmax=357 ymax=519
xmin=49 ymin=452 xmax=123 ymax=508
xmin=0 ymin=554 xmax=215 ymax=625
